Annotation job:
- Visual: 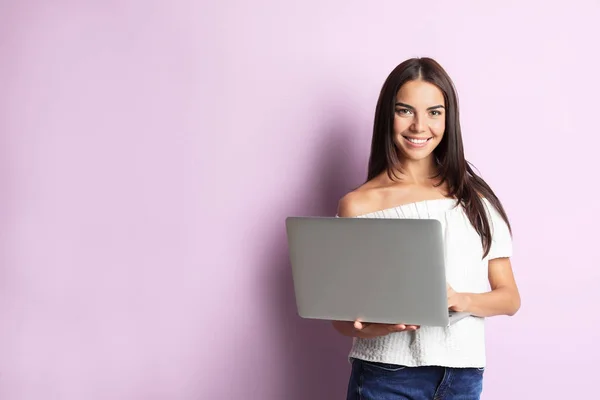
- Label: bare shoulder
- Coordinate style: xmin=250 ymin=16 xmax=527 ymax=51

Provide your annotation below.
xmin=337 ymin=182 xmax=381 ymax=217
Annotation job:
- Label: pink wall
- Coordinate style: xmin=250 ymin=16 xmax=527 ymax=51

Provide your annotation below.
xmin=1 ymin=1 xmax=598 ymax=399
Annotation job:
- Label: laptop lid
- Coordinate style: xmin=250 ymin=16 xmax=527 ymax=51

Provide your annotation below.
xmin=285 ymin=216 xmax=467 ymax=327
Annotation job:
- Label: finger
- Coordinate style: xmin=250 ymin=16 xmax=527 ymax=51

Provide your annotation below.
xmin=357 ymin=323 xmax=388 ymax=335
xmin=387 ymin=324 xmax=407 ymax=332
xmin=395 ymin=324 xmax=418 ymax=331
xmin=354 ymin=321 xmax=372 ymax=330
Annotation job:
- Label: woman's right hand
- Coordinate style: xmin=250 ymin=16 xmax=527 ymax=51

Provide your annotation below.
xmin=333 ymin=320 xmax=419 ymax=338
xmin=353 ymin=321 xmax=419 ymax=338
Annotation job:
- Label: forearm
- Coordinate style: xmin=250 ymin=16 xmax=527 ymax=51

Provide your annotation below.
xmin=463 ymin=287 xmax=521 ymax=318
xmin=332 ymin=321 xmax=360 ymax=338
xmin=332 ymin=321 xmax=378 ymax=338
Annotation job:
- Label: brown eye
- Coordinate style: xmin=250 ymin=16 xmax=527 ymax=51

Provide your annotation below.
xmin=430 ymin=110 xmax=442 ymax=116
xmin=395 ymin=108 xmax=413 ymax=116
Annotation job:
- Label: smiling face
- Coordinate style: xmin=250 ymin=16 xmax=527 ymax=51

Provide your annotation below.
xmin=393 ymin=79 xmax=446 ymax=163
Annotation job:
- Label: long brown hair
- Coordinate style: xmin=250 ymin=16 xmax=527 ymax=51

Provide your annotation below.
xmin=367 ymin=57 xmax=511 ymax=258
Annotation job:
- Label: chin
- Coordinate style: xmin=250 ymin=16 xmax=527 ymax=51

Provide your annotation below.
xmin=402 ymin=152 xmax=435 ymax=162
xmin=396 ymin=145 xmax=437 ymax=161
xmin=396 ymin=137 xmax=440 ymax=161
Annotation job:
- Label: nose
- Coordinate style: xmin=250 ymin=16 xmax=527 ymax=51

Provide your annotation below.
xmin=410 ymin=116 xmax=425 ymax=132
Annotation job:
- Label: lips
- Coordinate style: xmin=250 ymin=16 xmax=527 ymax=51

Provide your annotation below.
xmin=405 ymin=137 xmax=431 ymax=144
xmin=403 ymin=136 xmax=433 ymax=148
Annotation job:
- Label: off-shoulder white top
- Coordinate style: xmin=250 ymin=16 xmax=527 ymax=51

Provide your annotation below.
xmin=346 ymin=198 xmax=512 ymax=368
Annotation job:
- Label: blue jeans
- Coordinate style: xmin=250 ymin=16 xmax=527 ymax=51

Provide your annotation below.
xmin=347 ymin=358 xmax=484 ymax=400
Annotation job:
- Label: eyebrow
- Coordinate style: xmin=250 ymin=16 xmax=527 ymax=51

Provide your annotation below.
xmin=395 ymin=102 xmax=445 ymax=111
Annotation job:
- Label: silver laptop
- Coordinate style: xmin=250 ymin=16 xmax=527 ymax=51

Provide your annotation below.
xmin=285 ymin=216 xmax=470 ymax=327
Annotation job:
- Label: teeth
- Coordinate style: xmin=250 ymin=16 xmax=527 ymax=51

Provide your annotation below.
xmin=407 ymin=138 xmax=428 ymax=144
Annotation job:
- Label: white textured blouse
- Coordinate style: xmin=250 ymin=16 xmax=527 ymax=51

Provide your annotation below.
xmin=346 ymin=198 xmax=512 ymax=368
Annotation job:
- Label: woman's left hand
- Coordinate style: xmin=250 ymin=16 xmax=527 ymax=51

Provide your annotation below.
xmin=447 ymin=283 xmax=471 ymax=312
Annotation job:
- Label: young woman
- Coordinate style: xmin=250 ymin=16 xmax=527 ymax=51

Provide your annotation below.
xmin=333 ymin=57 xmax=521 ymax=400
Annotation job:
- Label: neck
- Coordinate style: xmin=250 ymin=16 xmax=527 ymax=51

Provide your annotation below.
xmin=394 ymin=157 xmax=438 ymax=184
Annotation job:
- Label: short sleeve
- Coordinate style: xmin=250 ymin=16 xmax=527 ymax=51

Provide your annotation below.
xmin=484 ymin=200 xmax=513 ymax=259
